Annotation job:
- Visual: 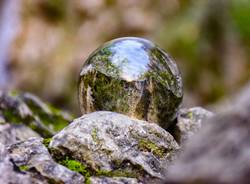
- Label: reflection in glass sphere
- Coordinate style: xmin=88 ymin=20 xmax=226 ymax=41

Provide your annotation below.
xmin=78 ymin=37 xmax=183 ymax=129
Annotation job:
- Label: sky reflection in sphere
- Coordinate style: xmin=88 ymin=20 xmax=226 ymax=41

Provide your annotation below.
xmin=108 ymin=38 xmax=152 ymax=81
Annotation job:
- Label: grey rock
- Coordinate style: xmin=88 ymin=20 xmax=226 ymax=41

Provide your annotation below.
xmin=0 ymin=91 xmax=72 ymax=137
xmin=165 ymin=83 xmax=250 ymax=184
xmin=8 ymin=137 xmax=85 ymax=184
xmin=0 ymin=143 xmax=32 ymax=184
xmin=169 ymin=107 xmax=213 ymax=144
xmin=50 ymin=111 xmax=179 ymax=180
xmin=90 ymin=176 xmax=140 ymax=184
xmin=0 ymin=113 xmax=5 ymax=123
xmin=0 ymin=123 xmax=40 ymax=145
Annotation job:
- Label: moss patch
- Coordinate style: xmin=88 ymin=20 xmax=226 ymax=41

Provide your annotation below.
xmin=19 ymin=165 xmax=29 ymax=171
xmin=2 ymin=110 xmax=23 ymax=124
xmin=138 ymin=139 xmax=168 ymax=158
xmin=91 ymin=127 xmax=102 ymax=145
xmin=187 ymin=111 xmax=193 ymax=119
xmin=24 ymin=98 xmax=69 ymax=132
xmin=53 ymin=155 xmax=140 ymax=184
xmin=43 ymin=138 xmax=52 ymax=148
xmin=58 ymin=158 xmax=91 ymax=184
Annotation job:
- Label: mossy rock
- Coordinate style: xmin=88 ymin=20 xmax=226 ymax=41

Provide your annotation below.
xmin=0 ymin=91 xmax=72 ymax=137
xmin=7 ymin=137 xmax=85 ymax=184
xmin=49 ymin=111 xmax=179 ymax=181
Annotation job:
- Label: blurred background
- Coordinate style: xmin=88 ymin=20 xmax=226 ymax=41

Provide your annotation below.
xmin=0 ymin=0 xmax=249 ymax=115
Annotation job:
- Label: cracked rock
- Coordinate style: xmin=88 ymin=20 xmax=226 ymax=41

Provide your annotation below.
xmin=169 ymin=107 xmax=213 ymax=144
xmin=0 ymin=91 xmax=72 ymax=137
xmin=0 ymin=143 xmax=32 ymax=184
xmin=50 ymin=111 xmax=179 ymax=181
xmin=90 ymin=176 xmax=140 ymax=184
xmin=8 ymin=137 xmax=85 ymax=184
xmin=0 ymin=123 xmax=40 ymax=146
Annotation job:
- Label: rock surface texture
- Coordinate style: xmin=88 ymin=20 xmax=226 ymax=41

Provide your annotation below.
xmin=49 ymin=111 xmax=180 ymax=182
xmin=169 ymin=107 xmax=213 ymax=145
xmin=90 ymin=177 xmax=140 ymax=184
xmin=8 ymin=137 xmax=85 ymax=184
xmin=0 ymin=143 xmax=33 ymax=184
xmin=0 ymin=123 xmax=40 ymax=146
xmin=79 ymin=37 xmax=183 ymax=129
xmin=0 ymin=91 xmax=72 ymax=137
xmin=165 ymin=83 xmax=250 ymax=184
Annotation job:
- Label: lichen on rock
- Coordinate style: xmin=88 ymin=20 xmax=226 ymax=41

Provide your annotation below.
xmin=0 ymin=143 xmax=33 ymax=184
xmin=49 ymin=111 xmax=179 ymax=182
xmin=7 ymin=137 xmax=85 ymax=184
xmin=0 ymin=91 xmax=72 ymax=137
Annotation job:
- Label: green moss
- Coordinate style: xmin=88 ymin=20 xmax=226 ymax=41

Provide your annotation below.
xmin=24 ymin=99 xmax=69 ymax=132
xmin=91 ymin=128 xmax=99 ymax=143
xmin=19 ymin=165 xmax=29 ymax=171
xmin=58 ymin=158 xmax=91 ymax=184
xmin=43 ymin=138 xmax=52 ymax=148
xmin=2 ymin=110 xmax=22 ymax=124
xmin=138 ymin=139 xmax=168 ymax=158
xmin=9 ymin=90 xmax=19 ymax=97
xmin=230 ymin=0 xmax=250 ymax=41
xmin=148 ymin=128 xmax=164 ymax=139
xmin=187 ymin=111 xmax=193 ymax=119
xmin=54 ymin=155 xmax=140 ymax=183
xmin=82 ymin=71 xmax=131 ymax=113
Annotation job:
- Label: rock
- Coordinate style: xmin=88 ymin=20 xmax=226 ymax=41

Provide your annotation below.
xmin=90 ymin=176 xmax=140 ymax=184
xmin=0 ymin=143 xmax=33 ymax=184
xmin=8 ymin=137 xmax=85 ymax=184
xmin=49 ymin=111 xmax=179 ymax=181
xmin=0 ymin=91 xmax=72 ymax=137
xmin=169 ymin=107 xmax=214 ymax=144
xmin=0 ymin=113 xmax=5 ymax=123
xmin=164 ymin=83 xmax=250 ymax=184
xmin=78 ymin=37 xmax=183 ymax=129
xmin=0 ymin=123 xmax=40 ymax=146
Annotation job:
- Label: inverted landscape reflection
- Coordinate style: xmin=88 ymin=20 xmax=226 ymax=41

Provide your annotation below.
xmin=108 ymin=38 xmax=152 ymax=81
xmin=86 ymin=37 xmax=157 ymax=82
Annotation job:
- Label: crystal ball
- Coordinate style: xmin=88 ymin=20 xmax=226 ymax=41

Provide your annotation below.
xmin=78 ymin=37 xmax=183 ymax=129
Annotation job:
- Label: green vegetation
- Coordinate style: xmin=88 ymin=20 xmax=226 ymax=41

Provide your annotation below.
xmin=0 ymin=92 xmax=70 ymax=138
xmin=91 ymin=128 xmax=99 ymax=143
xmin=187 ymin=111 xmax=193 ymax=119
xmin=24 ymin=97 xmax=69 ymax=132
xmin=81 ymin=71 xmax=131 ymax=113
xmin=139 ymin=139 xmax=168 ymax=158
xmin=58 ymin=158 xmax=91 ymax=184
xmin=53 ymin=154 xmax=140 ymax=183
xmin=230 ymin=0 xmax=250 ymax=42
xmin=19 ymin=165 xmax=29 ymax=171
xmin=43 ymin=138 xmax=52 ymax=148
xmin=2 ymin=110 xmax=22 ymax=124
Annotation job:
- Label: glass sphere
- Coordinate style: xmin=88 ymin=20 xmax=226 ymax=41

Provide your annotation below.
xmin=78 ymin=37 xmax=183 ymax=129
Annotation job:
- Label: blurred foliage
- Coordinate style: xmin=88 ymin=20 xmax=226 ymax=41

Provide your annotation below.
xmin=155 ymin=0 xmax=250 ymax=105
xmin=3 ymin=0 xmax=249 ymax=113
xmin=230 ymin=0 xmax=250 ymax=44
xmin=39 ymin=0 xmax=67 ymax=22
